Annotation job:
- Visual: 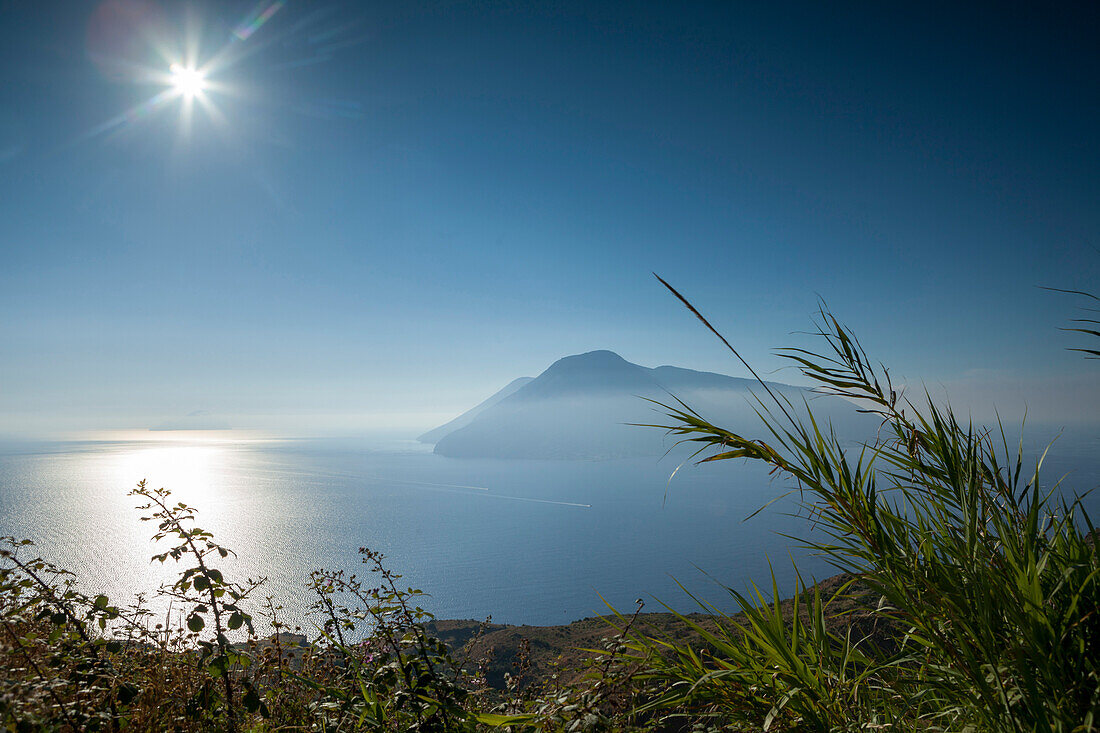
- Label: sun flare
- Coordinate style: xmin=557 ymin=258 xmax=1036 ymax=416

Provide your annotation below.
xmin=169 ymin=63 xmax=206 ymax=98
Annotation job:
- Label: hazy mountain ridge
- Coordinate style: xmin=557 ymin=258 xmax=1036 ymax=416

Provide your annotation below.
xmin=418 ymin=377 xmax=533 ymax=444
xmin=425 ymin=350 xmax=868 ymax=459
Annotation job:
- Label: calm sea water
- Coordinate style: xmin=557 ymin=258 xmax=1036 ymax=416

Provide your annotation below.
xmin=1 ymin=431 xmax=1097 ymax=632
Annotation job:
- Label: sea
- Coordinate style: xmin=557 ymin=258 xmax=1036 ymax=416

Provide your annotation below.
xmin=1 ymin=430 xmax=1097 ymax=634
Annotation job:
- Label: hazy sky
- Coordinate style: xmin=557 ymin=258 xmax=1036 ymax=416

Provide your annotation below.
xmin=2 ymin=1 xmax=1098 ymax=437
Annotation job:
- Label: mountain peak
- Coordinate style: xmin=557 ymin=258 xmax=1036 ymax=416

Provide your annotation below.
xmin=547 ymin=350 xmax=629 ymax=370
xmin=510 ymin=350 xmax=654 ymax=401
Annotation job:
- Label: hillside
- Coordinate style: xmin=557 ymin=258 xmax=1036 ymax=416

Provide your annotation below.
xmin=427 ymin=572 xmax=885 ymax=691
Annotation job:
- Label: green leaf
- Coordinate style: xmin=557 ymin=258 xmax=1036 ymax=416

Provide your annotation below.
xmin=187 ymin=614 xmax=205 ymax=632
xmin=476 ymin=712 xmax=538 ymax=725
xmin=243 ymin=686 xmax=261 ymax=713
xmin=207 ymin=655 xmax=228 ymax=677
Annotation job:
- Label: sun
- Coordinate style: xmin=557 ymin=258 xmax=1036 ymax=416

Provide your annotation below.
xmin=169 ymin=63 xmax=206 ymax=98
xmin=87 ymin=0 xmax=293 ymax=140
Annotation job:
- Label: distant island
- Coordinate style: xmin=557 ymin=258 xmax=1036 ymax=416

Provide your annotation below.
xmin=419 ymin=350 xmax=868 ymax=459
xmin=150 ymin=410 xmax=231 ymax=431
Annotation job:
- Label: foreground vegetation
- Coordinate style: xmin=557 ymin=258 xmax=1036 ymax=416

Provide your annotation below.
xmin=2 ymin=288 xmax=1097 ymax=730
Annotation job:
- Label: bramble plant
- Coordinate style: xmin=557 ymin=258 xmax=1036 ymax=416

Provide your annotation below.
xmin=130 ymin=480 xmax=268 ymax=730
xmin=302 ymin=549 xmax=485 ymax=731
xmin=0 ymin=536 xmax=133 ymax=730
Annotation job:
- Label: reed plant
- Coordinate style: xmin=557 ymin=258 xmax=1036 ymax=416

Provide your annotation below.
xmin=625 ymin=277 xmax=1099 ymax=731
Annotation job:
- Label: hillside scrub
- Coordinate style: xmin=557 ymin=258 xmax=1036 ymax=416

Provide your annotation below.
xmin=0 ymin=481 xmax=657 ymax=731
xmin=1 ymin=287 xmax=1097 ymax=731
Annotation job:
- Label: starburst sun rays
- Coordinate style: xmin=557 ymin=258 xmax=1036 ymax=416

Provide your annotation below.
xmin=85 ymin=1 xmax=286 ymax=141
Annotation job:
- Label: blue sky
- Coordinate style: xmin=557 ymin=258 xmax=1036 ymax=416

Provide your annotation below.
xmin=1 ymin=1 xmax=1098 ymax=436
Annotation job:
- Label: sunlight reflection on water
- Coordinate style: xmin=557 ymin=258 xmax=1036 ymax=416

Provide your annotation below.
xmin=0 ymin=432 xmax=302 ymax=631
